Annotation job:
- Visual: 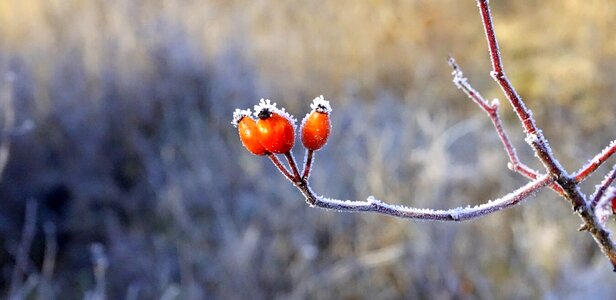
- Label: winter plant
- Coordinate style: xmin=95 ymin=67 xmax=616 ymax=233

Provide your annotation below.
xmin=232 ymin=0 xmax=616 ymax=270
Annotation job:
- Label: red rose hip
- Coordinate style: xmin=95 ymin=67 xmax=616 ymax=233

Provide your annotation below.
xmin=233 ymin=109 xmax=268 ymax=156
xmin=301 ymin=96 xmax=332 ymax=151
xmin=254 ymin=99 xmax=296 ymax=154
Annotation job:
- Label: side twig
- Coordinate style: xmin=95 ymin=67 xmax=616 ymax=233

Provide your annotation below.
xmin=268 ymin=153 xmax=294 ymax=182
xmin=591 ymin=164 xmax=616 ymax=209
xmin=284 ymin=153 xmax=552 ymax=221
xmin=302 ymin=149 xmax=314 ymax=180
xmin=575 ymin=140 xmax=616 ymax=183
xmin=448 ymin=57 xmax=565 ymax=196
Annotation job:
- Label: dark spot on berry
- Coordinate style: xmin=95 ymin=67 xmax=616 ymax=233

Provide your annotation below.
xmin=258 ymin=108 xmax=272 ymax=119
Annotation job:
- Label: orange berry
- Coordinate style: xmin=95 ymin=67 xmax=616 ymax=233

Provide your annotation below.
xmin=301 ymin=96 xmax=332 ymax=151
xmin=232 ymin=109 xmax=268 ymax=156
xmin=254 ymin=99 xmax=296 ymax=154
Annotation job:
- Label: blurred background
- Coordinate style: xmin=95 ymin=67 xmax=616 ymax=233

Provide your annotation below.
xmin=0 ymin=0 xmax=615 ymax=298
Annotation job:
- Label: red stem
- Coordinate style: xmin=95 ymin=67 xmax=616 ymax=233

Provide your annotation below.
xmin=575 ymin=141 xmax=616 ymax=183
xmin=591 ymin=164 xmax=616 ymax=209
xmin=284 ymin=152 xmax=301 ymax=180
xmin=302 ymin=150 xmax=314 ymax=180
xmin=448 ymin=57 xmax=565 ymax=196
xmin=268 ymin=153 xmax=294 ymax=182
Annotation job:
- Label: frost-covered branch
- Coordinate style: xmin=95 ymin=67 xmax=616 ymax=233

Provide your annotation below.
xmin=233 ymin=0 xmax=616 ymax=271
xmin=476 ymin=0 xmax=616 ymax=269
xmin=268 ymin=153 xmax=293 ymax=182
xmin=591 ymin=164 xmax=616 ymax=209
xmin=302 ymin=149 xmax=314 ymax=180
xmin=273 ymin=153 xmax=552 ymax=221
xmin=448 ymin=57 xmax=565 ymax=196
xmin=478 ymin=0 xmax=563 ymax=177
xmin=575 ymin=140 xmax=616 ymax=183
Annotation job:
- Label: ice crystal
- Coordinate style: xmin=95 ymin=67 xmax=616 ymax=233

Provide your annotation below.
xmin=580 ymin=140 xmax=616 ymax=173
xmin=300 ymin=95 xmax=333 ymax=134
xmin=253 ymin=98 xmax=297 ymax=129
xmin=491 ymin=98 xmax=500 ymax=108
xmin=231 ymin=108 xmax=252 ymax=127
xmin=310 ymin=95 xmax=332 ymax=114
xmin=595 ymin=187 xmax=616 ymax=227
xmin=524 ymin=133 xmax=539 ymax=147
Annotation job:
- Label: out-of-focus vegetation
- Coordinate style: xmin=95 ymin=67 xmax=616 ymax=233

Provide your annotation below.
xmin=0 ymin=0 xmax=615 ymax=298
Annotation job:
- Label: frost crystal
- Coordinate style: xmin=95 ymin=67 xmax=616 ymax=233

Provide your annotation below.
xmin=310 ymin=95 xmax=332 ymax=114
xmin=253 ymin=98 xmax=297 ymax=129
xmin=491 ymin=98 xmax=500 ymax=108
xmin=524 ymin=133 xmax=539 ymax=146
xmin=231 ymin=108 xmax=252 ymax=127
xmin=595 ymin=187 xmax=616 ymax=227
xmin=300 ymin=95 xmax=333 ymax=132
xmin=253 ymin=99 xmax=278 ymax=117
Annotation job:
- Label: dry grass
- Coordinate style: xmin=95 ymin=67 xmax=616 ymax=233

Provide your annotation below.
xmin=0 ymin=0 xmax=615 ymax=298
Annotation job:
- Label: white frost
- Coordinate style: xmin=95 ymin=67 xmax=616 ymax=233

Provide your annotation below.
xmin=253 ymin=98 xmax=297 ymax=129
xmin=310 ymin=95 xmax=332 ymax=114
xmin=231 ymin=108 xmax=252 ymax=127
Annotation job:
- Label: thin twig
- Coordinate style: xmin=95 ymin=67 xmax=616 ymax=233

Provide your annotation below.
xmin=284 ymin=152 xmax=301 ymax=180
xmin=268 ymin=153 xmax=294 ymax=182
xmin=477 ymin=0 xmax=563 ymax=178
xmin=292 ymin=174 xmax=552 ymax=221
xmin=448 ymin=57 xmax=565 ymax=196
xmin=302 ymin=149 xmax=314 ymax=180
xmin=575 ymin=140 xmax=616 ymax=183
xmin=591 ymin=164 xmax=616 ymax=209
xmin=9 ymin=200 xmax=38 ymax=299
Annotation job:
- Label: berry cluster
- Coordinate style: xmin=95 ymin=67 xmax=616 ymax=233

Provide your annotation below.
xmin=233 ymin=96 xmax=332 ymax=182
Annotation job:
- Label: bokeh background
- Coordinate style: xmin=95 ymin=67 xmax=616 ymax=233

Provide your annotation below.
xmin=1 ymin=0 xmax=616 ymax=298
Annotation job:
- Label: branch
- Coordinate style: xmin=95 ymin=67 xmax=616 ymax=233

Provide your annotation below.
xmin=448 ymin=57 xmax=565 ymax=196
xmin=476 ymin=0 xmax=616 ymax=269
xmin=590 ymin=164 xmax=616 ymax=209
xmin=284 ymin=152 xmax=301 ymax=181
xmin=302 ymin=149 xmax=314 ymax=180
xmin=267 ymin=153 xmax=294 ymax=182
xmin=285 ymin=153 xmax=552 ymax=221
xmin=575 ymin=140 xmax=616 ymax=183
xmin=477 ymin=0 xmax=563 ymax=177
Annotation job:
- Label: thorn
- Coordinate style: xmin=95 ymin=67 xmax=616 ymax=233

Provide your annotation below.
xmin=578 ymin=224 xmax=590 ymax=232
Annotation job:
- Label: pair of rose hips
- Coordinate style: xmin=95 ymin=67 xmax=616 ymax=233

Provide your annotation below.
xmin=233 ymin=96 xmax=332 ymax=155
